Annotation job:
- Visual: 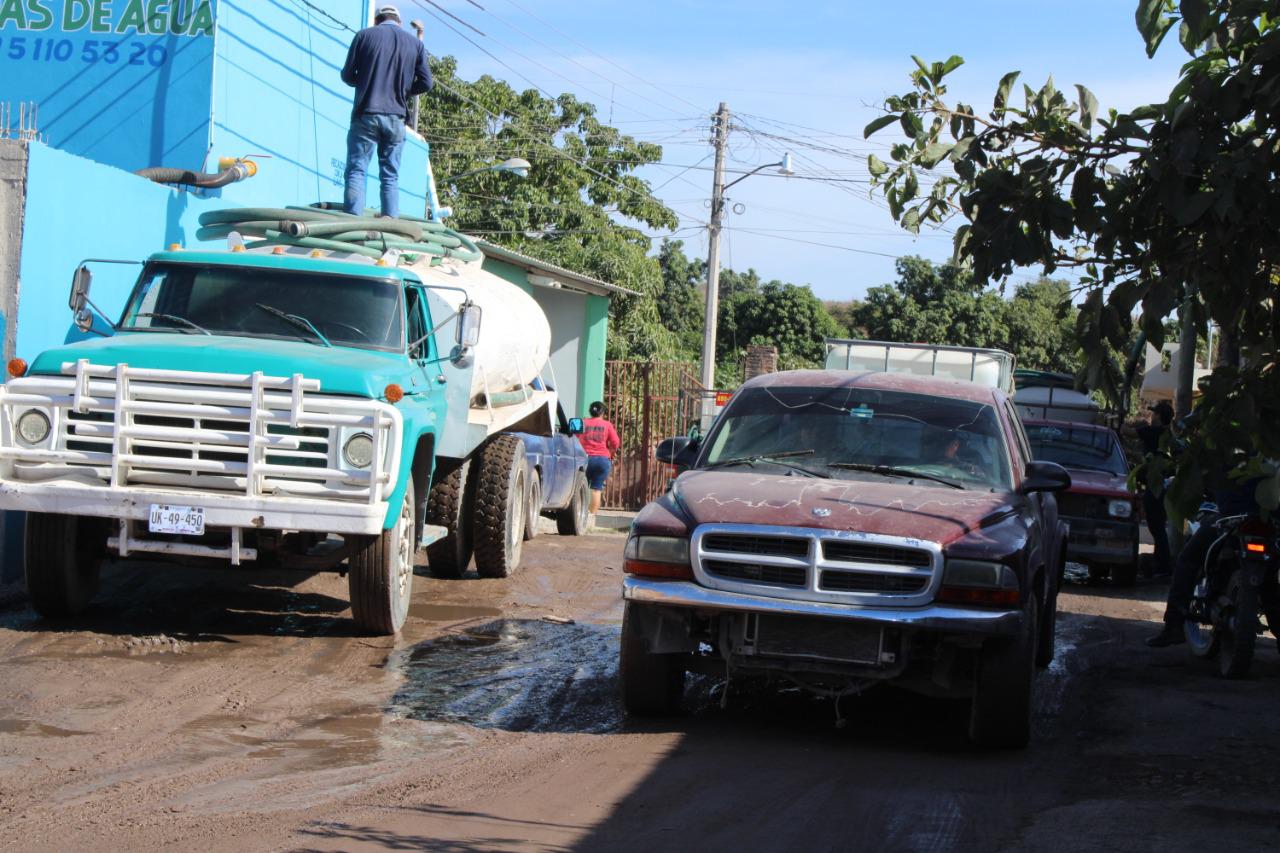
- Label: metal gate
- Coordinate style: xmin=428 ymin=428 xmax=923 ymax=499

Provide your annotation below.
xmin=601 ymin=361 xmax=703 ymax=510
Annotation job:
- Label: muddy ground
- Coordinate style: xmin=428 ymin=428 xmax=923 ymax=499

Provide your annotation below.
xmin=1 ymin=529 xmax=1278 ymax=852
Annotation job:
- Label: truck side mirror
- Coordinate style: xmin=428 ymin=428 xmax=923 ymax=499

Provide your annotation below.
xmin=656 ymin=436 xmax=699 ymax=468
xmin=69 ymin=265 xmax=92 ymax=313
xmin=1020 ymin=460 xmax=1072 ymax=494
xmin=567 ymin=417 xmax=584 ymax=435
xmin=456 ymin=302 xmax=482 ymax=348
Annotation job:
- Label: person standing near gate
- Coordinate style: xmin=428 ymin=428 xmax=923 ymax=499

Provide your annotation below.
xmin=340 ymin=6 xmax=432 ymax=218
xmin=579 ymin=401 xmax=621 ymax=518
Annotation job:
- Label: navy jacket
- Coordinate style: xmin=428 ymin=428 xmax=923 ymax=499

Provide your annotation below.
xmin=341 ymin=21 xmax=432 ymax=121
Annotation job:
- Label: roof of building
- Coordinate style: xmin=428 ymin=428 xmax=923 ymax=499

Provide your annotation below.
xmin=475 ymin=240 xmax=641 ymax=298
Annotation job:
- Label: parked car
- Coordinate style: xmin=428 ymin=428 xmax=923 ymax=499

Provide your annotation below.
xmin=620 ymin=370 xmax=1070 ymax=748
xmin=512 ymin=404 xmax=591 ymax=539
xmin=1022 ymin=420 xmax=1140 ymax=585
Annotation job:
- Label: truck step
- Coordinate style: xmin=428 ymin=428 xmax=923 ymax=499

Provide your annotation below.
xmin=420 ymin=524 xmax=449 ymax=548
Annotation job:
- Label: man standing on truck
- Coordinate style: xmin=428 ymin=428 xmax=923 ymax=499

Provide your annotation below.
xmin=579 ymin=402 xmax=621 ymax=518
xmin=341 ymin=6 xmax=432 ymax=219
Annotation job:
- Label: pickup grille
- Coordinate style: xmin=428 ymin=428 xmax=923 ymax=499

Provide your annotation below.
xmin=0 ymin=361 xmax=399 ymax=504
xmin=693 ymin=525 xmax=941 ymax=607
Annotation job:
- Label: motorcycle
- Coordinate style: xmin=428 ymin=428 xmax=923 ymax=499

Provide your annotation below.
xmin=1184 ymin=513 xmax=1280 ymax=678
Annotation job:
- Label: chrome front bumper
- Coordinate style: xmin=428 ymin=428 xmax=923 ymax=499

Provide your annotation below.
xmin=623 ymin=576 xmax=1023 ymax=637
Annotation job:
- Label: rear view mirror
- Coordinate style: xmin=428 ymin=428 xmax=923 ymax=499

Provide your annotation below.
xmin=456 ymin=302 xmax=482 ymax=348
xmin=567 ymin=417 xmax=584 ymax=435
xmin=69 ymin=265 xmax=92 ymax=313
xmin=1020 ymin=460 xmax=1072 ymax=494
xmin=656 ymin=436 xmax=699 ymax=468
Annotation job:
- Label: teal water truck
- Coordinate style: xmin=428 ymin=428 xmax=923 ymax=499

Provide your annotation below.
xmin=0 ymin=207 xmax=565 ymax=634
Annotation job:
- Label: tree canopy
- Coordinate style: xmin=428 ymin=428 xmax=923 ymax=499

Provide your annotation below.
xmin=866 ymin=0 xmax=1280 ymax=513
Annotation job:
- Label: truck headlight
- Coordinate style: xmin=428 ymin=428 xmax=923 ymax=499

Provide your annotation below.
xmin=343 ymin=433 xmax=374 ymax=469
xmin=16 ymin=409 xmax=51 ymax=446
xmin=1108 ymin=500 xmax=1133 ymax=518
xmin=938 ymin=559 xmax=1020 ymax=606
xmin=624 ymin=535 xmax=692 ymax=579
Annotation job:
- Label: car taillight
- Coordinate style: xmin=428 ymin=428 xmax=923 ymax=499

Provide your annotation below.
xmin=623 ymin=535 xmax=693 ymax=580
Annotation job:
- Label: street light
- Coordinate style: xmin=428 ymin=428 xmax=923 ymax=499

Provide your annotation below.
xmin=442 ymin=157 xmax=532 ymax=183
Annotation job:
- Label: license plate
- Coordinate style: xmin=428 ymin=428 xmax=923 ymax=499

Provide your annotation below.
xmin=756 ymin=614 xmax=885 ymax=665
xmin=149 ymin=504 xmax=205 ymax=536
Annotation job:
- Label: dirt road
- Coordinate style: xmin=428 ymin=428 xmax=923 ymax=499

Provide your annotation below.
xmin=1 ymin=531 xmax=1278 ymax=851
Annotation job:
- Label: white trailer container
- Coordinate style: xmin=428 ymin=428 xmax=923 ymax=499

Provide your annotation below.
xmin=824 ymin=339 xmax=1016 ymax=393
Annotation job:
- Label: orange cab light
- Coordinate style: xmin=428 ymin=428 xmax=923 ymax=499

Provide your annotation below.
xmin=384 ymin=384 xmax=405 ymax=403
xmin=1245 ymin=541 xmax=1267 ymax=554
xmin=7 ymin=358 xmax=27 ymax=378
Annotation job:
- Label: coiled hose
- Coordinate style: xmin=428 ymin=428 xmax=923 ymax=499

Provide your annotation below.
xmin=195 ymin=205 xmax=483 ymax=265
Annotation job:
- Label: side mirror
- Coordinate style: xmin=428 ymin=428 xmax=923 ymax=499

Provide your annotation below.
xmin=656 ymin=436 xmax=699 ymax=468
xmin=567 ymin=417 xmax=584 ymax=435
xmin=69 ymin=265 xmax=92 ymax=313
xmin=1020 ymin=460 xmax=1072 ymax=494
xmin=456 ymin=302 xmax=482 ymax=348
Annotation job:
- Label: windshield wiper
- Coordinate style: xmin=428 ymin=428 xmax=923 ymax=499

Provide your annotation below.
xmin=704 ymin=450 xmax=829 ymax=478
xmin=253 ymin=303 xmax=332 ymax=347
xmin=132 ymin=312 xmax=211 ymax=335
xmin=828 ymin=462 xmax=965 ymax=489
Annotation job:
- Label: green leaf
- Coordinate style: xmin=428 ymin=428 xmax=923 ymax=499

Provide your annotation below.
xmin=903 ymin=171 xmax=919 ymax=202
xmin=1075 ymin=84 xmax=1099 ymax=130
xmin=864 ymin=113 xmax=900 ymax=138
xmin=912 ymin=55 xmax=931 ymax=78
xmin=900 ymin=111 xmax=924 ymax=138
xmin=994 ymin=71 xmax=1021 ymax=113
xmin=942 ymin=55 xmax=965 ymax=76
xmin=918 ymin=141 xmax=955 ymax=168
xmin=867 ymin=154 xmax=889 ymax=177
xmin=902 ymin=208 xmax=921 ymax=234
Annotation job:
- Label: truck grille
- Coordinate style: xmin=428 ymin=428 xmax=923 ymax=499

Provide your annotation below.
xmin=693 ymin=525 xmax=941 ymax=607
xmin=0 ymin=360 xmax=400 ymax=504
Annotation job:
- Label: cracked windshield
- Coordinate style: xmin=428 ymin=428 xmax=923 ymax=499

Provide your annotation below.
xmin=119 ymin=263 xmax=404 ymax=351
xmin=704 ymin=385 xmax=1012 ymax=489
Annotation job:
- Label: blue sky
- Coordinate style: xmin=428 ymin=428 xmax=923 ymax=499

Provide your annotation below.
xmin=425 ymin=1 xmax=1187 ymax=300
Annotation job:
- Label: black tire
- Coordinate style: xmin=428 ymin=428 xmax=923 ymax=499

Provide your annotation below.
xmin=619 ymin=601 xmax=685 ymax=716
xmin=1036 ymin=571 xmax=1058 ymax=669
xmin=473 ymin=435 xmax=527 ymax=578
xmin=1216 ymin=568 xmax=1258 ymax=679
xmin=1185 ymin=567 xmax=1219 ymax=658
xmin=1112 ymin=547 xmax=1139 ymax=587
xmin=426 ymin=462 xmax=473 ymax=579
xmin=1086 ymin=563 xmax=1110 ymax=584
xmin=556 ymin=471 xmax=590 ymax=536
xmin=969 ymin=592 xmax=1038 ymax=749
xmin=24 ymin=513 xmax=104 ymax=617
xmin=523 ymin=471 xmax=541 ymax=542
xmin=348 ymin=479 xmax=415 ymax=635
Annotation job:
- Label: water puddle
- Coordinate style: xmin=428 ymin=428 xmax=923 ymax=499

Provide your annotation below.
xmin=389 ymin=619 xmax=623 ymax=733
xmin=408 ymin=603 xmax=503 ymax=623
xmin=182 ymin=710 xmax=402 ymax=774
xmin=0 ymin=718 xmax=89 ymax=738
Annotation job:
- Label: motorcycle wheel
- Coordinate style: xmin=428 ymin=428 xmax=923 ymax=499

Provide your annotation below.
xmin=1184 ymin=572 xmax=1218 ymax=659
xmin=1215 ymin=569 xmax=1258 ymax=679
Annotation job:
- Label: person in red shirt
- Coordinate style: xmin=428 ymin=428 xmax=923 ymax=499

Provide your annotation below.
xmin=579 ymin=401 xmax=621 ymax=515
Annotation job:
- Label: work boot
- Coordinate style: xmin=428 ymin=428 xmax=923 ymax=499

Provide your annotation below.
xmin=1146 ymin=623 xmax=1185 ymax=647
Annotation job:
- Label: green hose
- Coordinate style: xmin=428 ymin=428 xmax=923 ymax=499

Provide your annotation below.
xmin=196 ymin=205 xmax=484 ymax=264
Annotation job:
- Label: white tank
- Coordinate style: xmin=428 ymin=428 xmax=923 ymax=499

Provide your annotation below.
xmin=412 ymin=256 xmax=551 ymax=398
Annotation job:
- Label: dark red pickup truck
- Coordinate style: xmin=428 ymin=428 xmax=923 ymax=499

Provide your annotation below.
xmin=620 ymin=370 xmax=1070 ymax=748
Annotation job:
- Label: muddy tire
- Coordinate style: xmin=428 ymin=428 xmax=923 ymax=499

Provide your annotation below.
xmin=523 ymin=471 xmax=541 ymax=542
xmin=620 ymin=602 xmax=685 ymax=716
xmin=348 ymin=479 xmax=415 ymax=635
xmin=1216 ymin=569 xmax=1258 ymax=679
xmin=969 ymin=592 xmax=1037 ymax=749
xmin=473 ymin=435 xmax=527 ymax=579
xmin=24 ymin=513 xmax=104 ymax=617
xmin=426 ymin=462 xmax=473 ymax=579
xmin=1036 ymin=573 xmax=1058 ymax=669
xmin=556 ymin=471 xmax=590 ymax=536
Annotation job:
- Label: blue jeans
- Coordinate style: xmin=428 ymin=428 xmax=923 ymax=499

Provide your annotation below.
xmin=344 ymin=113 xmax=406 ymax=218
xmin=586 ymin=456 xmax=612 ymax=491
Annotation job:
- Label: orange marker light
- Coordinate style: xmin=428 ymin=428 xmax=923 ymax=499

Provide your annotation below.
xmin=7 ymin=358 xmax=27 ymax=378
xmin=1245 ymin=541 xmax=1267 ymax=554
xmin=384 ymin=384 xmax=405 ymax=403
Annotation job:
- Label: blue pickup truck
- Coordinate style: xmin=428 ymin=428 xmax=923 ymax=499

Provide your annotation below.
xmin=514 ymin=402 xmax=591 ymax=540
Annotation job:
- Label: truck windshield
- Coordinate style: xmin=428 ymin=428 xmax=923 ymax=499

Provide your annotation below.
xmin=702 ymin=386 xmax=1013 ymax=490
xmin=1024 ymin=424 xmax=1126 ymax=475
xmin=117 ymin=263 xmax=404 ymax=352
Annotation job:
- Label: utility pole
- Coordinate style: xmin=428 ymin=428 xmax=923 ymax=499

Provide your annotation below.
xmin=700 ymin=102 xmax=730 ymax=395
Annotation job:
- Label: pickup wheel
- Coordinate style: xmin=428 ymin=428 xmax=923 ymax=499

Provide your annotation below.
xmin=348 ymin=478 xmax=414 ymax=635
xmin=473 ymin=435 xmax=527 ymax=578
xmin=523 ymin=471 xmax=541 ymax=541
xmin=25 ymin=513 xmax=104 ymax=617
xmin=556 ymin=471 xmax=590 ymax=536
xmin=619 ymin=602 xmax=685 ymax=716
xmin=426 ymin=462 xmax=473 ymax=579
xmin=969 ymin=592 xmax=1038 ymax=749
xmin=1036 ymin=570 xmax=1058 ymax=669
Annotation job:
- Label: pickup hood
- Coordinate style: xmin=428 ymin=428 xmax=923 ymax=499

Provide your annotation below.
xmin=1064 ymin=468 xmax=1132 ymax=499
xmin=670 ymin=470 xmax=1019 ymax=547
xmin=28 ymin=334 xmax=414 ymax=400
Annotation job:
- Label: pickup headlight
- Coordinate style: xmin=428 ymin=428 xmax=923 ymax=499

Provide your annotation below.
xmin=623 ymin=535 xmax=692 ymax=579
xmin=342 ymin=433 xmax=375 ymax=469
xmin=938 ymin=559 xmax=1020 ymax=606
xmin=1108 ymin=499 xmax=1133 ymax=518
xmin=16 ymin=409 xmax=51 ymax=446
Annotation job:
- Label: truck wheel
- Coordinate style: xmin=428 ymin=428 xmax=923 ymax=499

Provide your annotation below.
xmin=25 ymin=513 xmax=104 ymax=617
xmin=426 ymin=462 xmax=473 ymax=579
xmin=473 ymin=435 xmax=527 ymax=579
xmin=348 ymin=479 xmax=415 ymax=635
xmin=556 ymin=471 xmax=590 ymax=536
xmin=969 ymin=592 xmax=1037 ymax=749
xmin=620 ymin=602 xmax=685 ymax=715
xmin=523 ymin=471 xmax=541 ymax=542
xmin=1036 ymin=572 xmax=1058 ymax=669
